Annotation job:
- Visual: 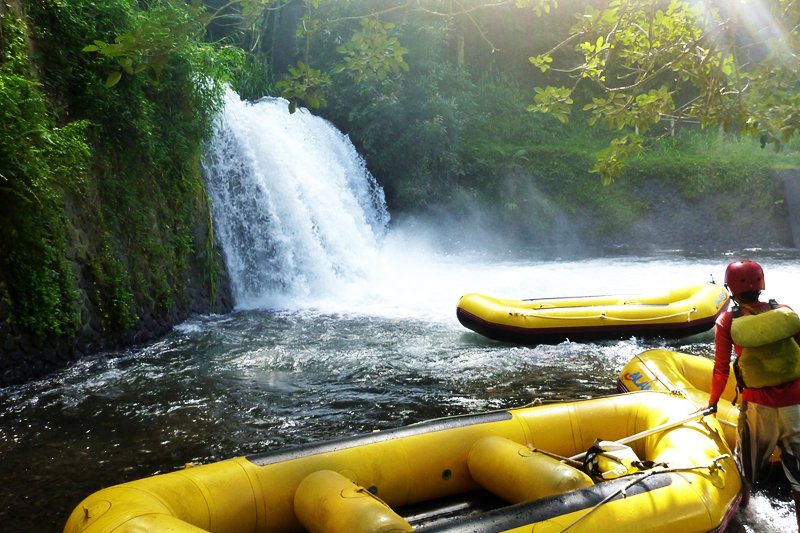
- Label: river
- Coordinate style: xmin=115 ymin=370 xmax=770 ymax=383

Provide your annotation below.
xmin=2 ymin=92 xmax=799 ymax=532
xmin=3 ymin=249 xmax=799 ymax=532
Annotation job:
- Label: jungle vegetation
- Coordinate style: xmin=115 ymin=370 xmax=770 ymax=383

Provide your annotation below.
xmin=1 ymin=0 xmax=799 ymax=351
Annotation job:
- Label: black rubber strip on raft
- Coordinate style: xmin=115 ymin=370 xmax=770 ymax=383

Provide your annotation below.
xmin=246 ymin=410 xmax=513 ymax=466
xmin=414 ymin=473 xmax=673 ymax=532
xmin=399 ymin=490 xmax=508 ymax=529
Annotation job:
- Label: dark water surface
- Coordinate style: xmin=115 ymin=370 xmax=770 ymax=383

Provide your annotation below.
xmin=2 ymin=252 xmax=799 ymax=532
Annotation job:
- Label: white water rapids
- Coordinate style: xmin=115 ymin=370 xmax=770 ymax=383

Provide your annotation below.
xmin=203 ymin=90 xmax=390 ymax=309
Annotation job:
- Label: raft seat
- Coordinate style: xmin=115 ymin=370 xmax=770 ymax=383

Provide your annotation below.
xmin=467 ymin=436 xmax=593 ymax=504
xmin=293 ymin=469 xmax=412 ymax=533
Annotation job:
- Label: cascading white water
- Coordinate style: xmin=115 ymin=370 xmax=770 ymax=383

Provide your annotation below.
xmin=203 ymin=89 xmax=390 ymax=309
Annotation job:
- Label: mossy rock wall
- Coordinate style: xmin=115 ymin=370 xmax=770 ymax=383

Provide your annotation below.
xmin=0 ymin=169 xmax=233 ymax=387
xmin=401 ymin=167 xmax=796 ymax=256
xmin=0 ymin=0 xmax=232 ymax=386
xmin=609 ymin=171 xmax=794 ymax=250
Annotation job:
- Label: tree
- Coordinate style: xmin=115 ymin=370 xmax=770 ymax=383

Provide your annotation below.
xmin=82 ymin=0 xmax=215 ymax=87
xmin=258 ymin=0 xmax=536 ymax=113
xmin=82 ymin=0 xmax=544 ymax=111
xmin=528 ymin=0 xmax=800 ymax=183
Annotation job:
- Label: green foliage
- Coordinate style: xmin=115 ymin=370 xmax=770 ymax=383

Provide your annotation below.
xmin=526 ymin=0 xmax=559 ymax=17
xmin=627 ymin=131 xmax=800 ymax=202
xmin=0 ymin=8 xmax=88 ymax=338
xmin=529 ymin=86 xmax=572 ymax=123
xmin=591 ymin=134 xmax=645 ymax=186
xmin=349 ymin=62 xmax=472 ymax=208
xmin=88 ymin=241 xmax=136 ymax=331
xmin=229 ymin=51 xmax=274 ymax=101
xmin=529 ymin=0 xmax=800 ymax=180
xmin=275 ymin=61 xmax=330 ymax=113
xmin=0 ymin=12 xmax=90 ymax=202
xmin=273 ymin=10 xmax=410 ymax=111
xmin=82 ymin=0 xmax=211 ymax=87
xmin=80 ymin=0 xmax=245 ymax=92
xmin=1 ymin=0 xmax=230 ymax=340
xmin=319 ymin=14 xmax=475 ymax=208
xmin=1 ymin=211 xmax=81 ymax=337
xmin=332 ymin=19 xmax=409 ymax=83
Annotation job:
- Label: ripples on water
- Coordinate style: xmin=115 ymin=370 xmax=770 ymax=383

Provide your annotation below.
xmin=2 ymin=251 xmax=799 ymax=532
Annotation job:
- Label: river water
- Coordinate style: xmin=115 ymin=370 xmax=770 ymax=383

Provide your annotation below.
xmin=2 ymin=93 xmax=799 ymax=532
xmin=3 ymin=249 xmax=799 ymax=532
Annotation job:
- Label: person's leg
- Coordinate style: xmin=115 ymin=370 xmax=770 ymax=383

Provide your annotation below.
xmin=739 ymin=480 xmax=751 ymax=508
xmin=794 ymin=491 xmax=800 ymax=531
xmin=777 ymin=442 xmax=800 ymax=531
xmin=777 ymin=405 xmax=800 ymax=531
xmin=736 ymin=401 xmax=779 ymax=506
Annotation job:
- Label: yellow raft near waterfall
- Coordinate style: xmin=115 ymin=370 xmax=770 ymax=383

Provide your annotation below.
xmin=64 ymin=391 xmax=741 ymax=533
xmin=456 ymin=282 xmax=729 ymax=344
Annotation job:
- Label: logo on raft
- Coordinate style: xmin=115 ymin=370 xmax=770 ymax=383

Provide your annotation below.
xmin=623 ymin=371 xmax=653 ymax=390
xmin=715 ymin=290 xmax=728 ymax=308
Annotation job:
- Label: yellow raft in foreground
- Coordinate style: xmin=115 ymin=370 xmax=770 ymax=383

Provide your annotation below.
xmin=456 ymin=282 xmax=729 ymax=344
xmin=64 ymin=391 xmax=741 ymax=533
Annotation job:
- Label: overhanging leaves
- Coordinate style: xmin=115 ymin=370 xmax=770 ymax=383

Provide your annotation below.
xmin=528 ymin=0 xmax=800 ymax=181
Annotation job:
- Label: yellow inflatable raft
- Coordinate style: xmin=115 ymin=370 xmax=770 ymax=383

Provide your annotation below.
xmin=456 ymin=282 xmax=729 ymax=344
xmin=64 ymin=391 xmax=741 ymax=533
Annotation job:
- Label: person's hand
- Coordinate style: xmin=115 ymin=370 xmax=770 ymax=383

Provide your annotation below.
xmin=693 ymin=403 xmax=718 ymax=417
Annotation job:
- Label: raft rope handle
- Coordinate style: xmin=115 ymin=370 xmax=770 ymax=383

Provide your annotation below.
xmin=559 ymin=454 xmax=730 ymax=533
xmin=510 ymin=308 xmax=697 ymax=322
xmin=525 ymin=411 xmax=722 ymax=469
xmin=526 ymin=445 xmax=584 ymax=468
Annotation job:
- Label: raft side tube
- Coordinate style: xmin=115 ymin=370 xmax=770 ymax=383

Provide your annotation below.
xmin=294 ymin=470 xmax=412 ymax=533
xmin=63 ymin=459 xmax=261 ymax=533
xmin=467 ymin=436 xmax=593 ymax=504
xmin=247 ymin=411 xmax=514 ymax=467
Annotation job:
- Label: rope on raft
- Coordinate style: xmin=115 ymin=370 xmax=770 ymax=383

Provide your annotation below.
xmin=510 ymin=307 xmax=698 ymax=322
xmin=559 ymin=454 xmax=731 ymax=532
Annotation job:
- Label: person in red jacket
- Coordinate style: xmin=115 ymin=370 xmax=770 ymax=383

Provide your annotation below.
xmin=702 ymin=259 xmax=800 ymax=529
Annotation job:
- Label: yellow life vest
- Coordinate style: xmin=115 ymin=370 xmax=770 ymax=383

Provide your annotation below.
xmin=731 ymin=305 xmax=800 ymax=389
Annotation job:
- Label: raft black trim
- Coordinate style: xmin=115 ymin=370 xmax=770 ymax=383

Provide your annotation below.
xmin=414 ymin=473 xmax=672 ymax=532
xmin=246 ymin=410 xmax=513 ymax=466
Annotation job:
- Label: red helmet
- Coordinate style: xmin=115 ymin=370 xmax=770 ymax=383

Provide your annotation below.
xmin=724 ymin=260 xmax=765 ymax=295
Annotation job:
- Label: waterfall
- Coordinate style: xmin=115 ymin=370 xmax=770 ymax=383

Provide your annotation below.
xmin=203 ymin=89 xmax=390 ymax=309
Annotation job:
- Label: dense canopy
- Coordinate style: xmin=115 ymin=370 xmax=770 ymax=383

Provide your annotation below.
xmin=83 ymin=0 xmax=800 ymax=181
